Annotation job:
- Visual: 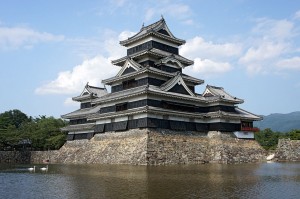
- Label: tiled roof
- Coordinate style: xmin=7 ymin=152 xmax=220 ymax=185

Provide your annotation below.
xmin=87 ymin=85 xmax=107 ymax=97
xmin=205 ymin=108 xmax=262 ymax=121
xmin=160 ymin=72 xmax=195 ymax=96
xmin=203 ymin=85 xmax=244 ymax=104
xmin=72 ymin=84 xmax=107 ymax=101
xmin=89 ymin=106 xmax=207 ymax=120
xmin=101 ymin=66 xmax=203 ymax=85
xmin=111 ymin=48 xmax=193 ymax=66
xmin=60 ymin=123 xmax=95 ymax=132
xmin=235 ymin=107 xmax=262 ymax=121
xmin=88 ymin=105 xmax=261 ymax=122
xmin=61 ymin=106 xmax=101 ymax=119
xmin=93 ymin=85 xmax=148 ymax=103
xmin=115 ymin=58 xmax=143 ymax=77
xmin=119 ymin=18 xmax=185 ymax=46
xmin=93 ymin=83 xmax=241 ymax=105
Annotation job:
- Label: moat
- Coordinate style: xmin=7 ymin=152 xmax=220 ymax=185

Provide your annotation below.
xmin=1 ymin=162 xmax=300 ymax=199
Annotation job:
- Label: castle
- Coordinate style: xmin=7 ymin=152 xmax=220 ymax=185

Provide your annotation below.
xmin=61 ymin=17 xmax=261 ymax=141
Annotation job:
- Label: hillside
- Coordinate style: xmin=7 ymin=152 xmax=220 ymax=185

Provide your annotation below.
xmin=254 ymin=111 xmax=300 ymax=132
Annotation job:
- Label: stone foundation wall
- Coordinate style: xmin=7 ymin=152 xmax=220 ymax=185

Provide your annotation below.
xmin=1 ymin=129 xmax=267 ymax=165
xmin=31 ymin=129 xmax=148 ymax=164
xmin=0 ymin=151 xmax=31 ymax=163
xmin=275 ymin=139 xmax=300 ymax=161
xmin=147 ymin=130 xmax=266 ymax=164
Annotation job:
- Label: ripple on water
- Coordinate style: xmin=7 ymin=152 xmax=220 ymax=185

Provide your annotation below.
xmin=0 ymin=163 xmax=300 ymax=199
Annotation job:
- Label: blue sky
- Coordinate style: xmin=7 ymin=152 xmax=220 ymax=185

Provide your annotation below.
xmin=1 ymin=0 xmax=300 ymax=118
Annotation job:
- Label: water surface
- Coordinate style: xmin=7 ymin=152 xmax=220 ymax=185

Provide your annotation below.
xmin=0 ymin=162 xmax=300 ymax=199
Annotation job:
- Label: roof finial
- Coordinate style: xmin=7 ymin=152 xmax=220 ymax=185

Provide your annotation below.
xmin=86 ymin=82 xmax=89 ymax=87
xmin=142 ymin=22 xmax=144 ymax=28
xmin=161 ymin=14 xmax=164 ymax=20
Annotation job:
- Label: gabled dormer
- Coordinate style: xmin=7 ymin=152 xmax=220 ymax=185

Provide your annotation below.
xmin=160 ymin=72 xmax=195 ymax=96
xmin=203 ymin=85 xmax=244 ymax=104
xmin=155 ymin=54 xmax=191 ymax=72
xmin=116 ymin=58 xmax=143 ymax=77
xmin=72 ymin=83 xmax=107 ymax=102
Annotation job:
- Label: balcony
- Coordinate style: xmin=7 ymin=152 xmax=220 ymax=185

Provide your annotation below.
xmin=241 ymin=127 xmax=260 ymax=132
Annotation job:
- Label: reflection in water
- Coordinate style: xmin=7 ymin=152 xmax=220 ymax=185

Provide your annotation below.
xmin=0 ymin=163 xmax=300 ymax=199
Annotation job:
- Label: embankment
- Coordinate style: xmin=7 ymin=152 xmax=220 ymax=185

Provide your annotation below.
xmin=0 ymin=129 xmax=268 ymax=164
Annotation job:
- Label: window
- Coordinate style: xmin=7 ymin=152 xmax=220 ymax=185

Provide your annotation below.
xmin=116 ymin=103 xmax=128 ymax=112
xmin=122 ymin=79 xmax=137 ymax=89
xmin=81 ymin=102 xmax=91 ymax=109
xmin=241 ymin=121 xmax=253 ymax=128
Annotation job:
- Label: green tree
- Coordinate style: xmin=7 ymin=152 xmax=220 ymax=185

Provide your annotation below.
xmin=0 ymin=110 xmax=67 ymax=151
xmin=0 ymin=109 xmax=30 ymax=130
xmin=255 ymin=128 xmax=280 ymax=150
xmin=284 ymin=129 xmax=300 ymax=140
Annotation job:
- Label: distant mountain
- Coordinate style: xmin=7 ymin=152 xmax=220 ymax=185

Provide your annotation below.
xmin=254 ymin=111 xmax=300 ymax=132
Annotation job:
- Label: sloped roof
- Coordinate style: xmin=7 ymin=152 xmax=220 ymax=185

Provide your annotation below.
xmin=61 ymin=105 xmax=101 ymax=119
xmin=72 ymin=83 xmax=108 ymax=102
xmin=61 ymin=123 xmax=95 ymax=132
xmin=203 ymin=85 xmax=244 ymax=104
xmin=205 ymin=109 xmax=262 ymax=121
xmin=155 ymin=54 xmax=185 ymax=68
xmin=235 ymin=107 xmax=262 ymax=121
xmin=115 ymin=58 xmax=143 ymax=77
xmin=111 ymin=48 xmax=193 ymax=66
xmin=102 ymin=66 xmax=203 ymax=85
xmin=120 ymin=17 xmax=185 ymax=46
xmin=88 ymin=106 xmax=207 ymax=120
xmin=93 ymin=84 xmax=209 ymax=104
xmin=160 ymin=72 xmax=195 ymax=96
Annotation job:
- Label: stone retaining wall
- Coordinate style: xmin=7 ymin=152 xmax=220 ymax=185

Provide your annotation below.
xmin=1 ymin=129 xmax=268 ymax=165
xmin=147 ymin=130 xmax=266 ymax=164
xmin=31 ymin=129 xmax=148 ymax=164
xmin=0 ymin=151 xmax=31 ymax=163
xmin=275 ymin=139 xmax=300 ymax=161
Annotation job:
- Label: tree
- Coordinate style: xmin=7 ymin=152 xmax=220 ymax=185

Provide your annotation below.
xmin=0 ymin=109 xmax=30 ymax=130
xmin=0 ymin=110 xmax=67 ymax=151
xmin=255 ymin=128 xmax=280 ymax=150
xmin=284 ymin=129 xmax=300 ymax=140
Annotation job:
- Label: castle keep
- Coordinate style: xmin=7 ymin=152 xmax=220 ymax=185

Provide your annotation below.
xmin=61 ymin=17 xmax=261 ymax=141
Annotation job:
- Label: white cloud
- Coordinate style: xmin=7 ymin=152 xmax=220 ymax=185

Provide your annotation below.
xmin=180 ymin=36 xmax=242 ymax=60
xmin=252 ymin=18 xmax=294 ymax=40
xmin=110 ymin=0 xmax=127 ymax=7
xmin=35 ymin=31 xmax=133 ymax=95
xmin=239 ymin=16 xmax=297 ymax=75
xmin=239 ymin=41 xmax=289 ymax=74
xmin=118 ymin=30 xmax=136 ymax=41
xmin=165 ymin=4 xmax=190 ymax=18
xmin=145 ymin=8 xmax=155 ymax=22
xmin=293 ymin=10 xmax=300 ymax=20
xmin=240 ymin=41 xmax=287 ymax=64
xmin=277 ymin=57 xmax=300 ymax=70
xmin=184 ymin=58 xmax=232 ymax=78
xmin=64 ymin=97 xmax=79 ymax=107
xmin=0 ymin=26 xmax=64 ymax=50
xmin=144 ymin=3 xmax=191 ymax=22
xmin=182 ymin=19 xmax=194 ymax=26
xmin=35 ymin=55 xmax=118 ymax=95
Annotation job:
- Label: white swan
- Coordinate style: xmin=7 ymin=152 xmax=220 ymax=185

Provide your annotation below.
xmin=40 ymin=165 xmax=48 ymax=171
xmin=28 ymin=166 xmax=36 ymax=172
xmin=266 ymin=154 xmax=275 ymax=161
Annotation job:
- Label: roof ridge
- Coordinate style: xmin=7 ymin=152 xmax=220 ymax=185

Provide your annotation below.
xmin=207 ymin=84 xmax=223 ymax=90
xmin=87 ymin=85 xmax=105 ymax=90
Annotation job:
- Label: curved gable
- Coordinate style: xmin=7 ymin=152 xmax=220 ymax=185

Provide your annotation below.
xmin=160 ymin=73 xmax=195 ymax=96
xmin=116 ymin=59 xmax=142 ymax=77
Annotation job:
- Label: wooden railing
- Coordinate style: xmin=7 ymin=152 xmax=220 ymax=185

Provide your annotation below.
xmin=241 ymin=127 xmax=260 ymax=132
